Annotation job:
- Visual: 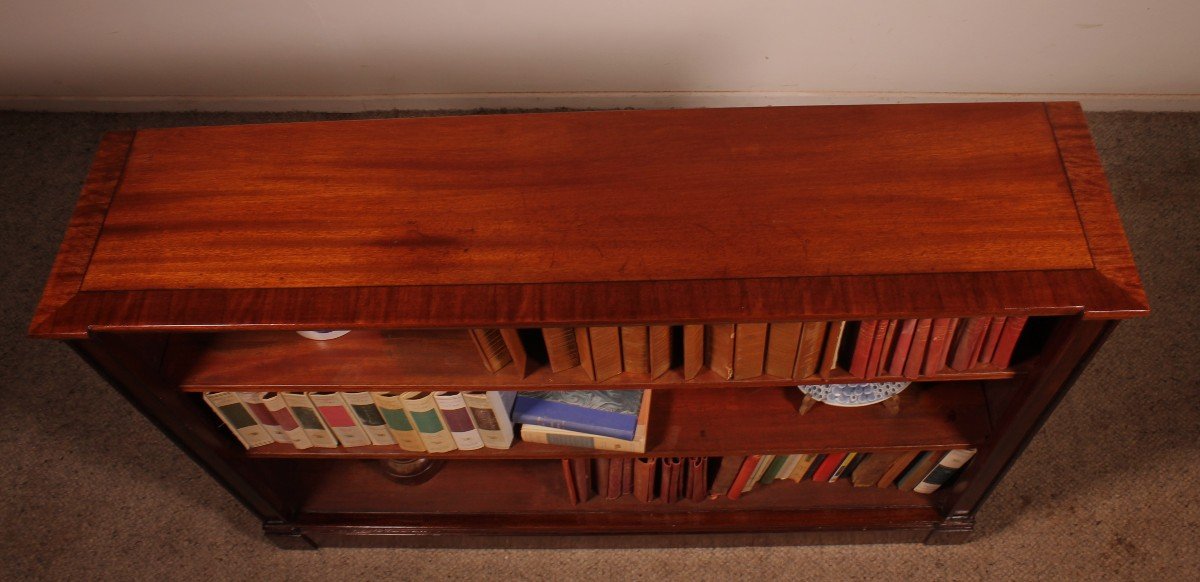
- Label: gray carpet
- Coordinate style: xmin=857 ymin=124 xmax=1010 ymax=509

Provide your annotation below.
xmin=1 ymin=110 xmax=1197 ymax=580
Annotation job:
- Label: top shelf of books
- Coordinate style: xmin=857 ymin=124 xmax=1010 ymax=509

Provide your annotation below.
xmin=30 ymin=103 xmax=1146 ymax=340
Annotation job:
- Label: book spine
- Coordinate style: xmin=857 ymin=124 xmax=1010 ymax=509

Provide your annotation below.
xmin=787 ymin=453 xmax=820 ymax=482
xmin=865 ymin=320 xmax=891 ymax=378
xmin=744 ymin=454 xmax=775 ymax=492
xmin=511 ymin=395 xmax=640 ymax=441
xmin=922 ymin=318 xmax=952 ymax=376
xmin=707 ymin=455 xmax=745 ymax=498
xmin=463 ymin=391 xmax=515 ymax=449
xmin=622 ymin=458 xmax=635 ymax=496
xmin=977 ymin=316 xmax=1007 ymax=365
xmin=991 ymin=316 xmax=1029 ymax=369
xmin=433 ymin=392 xmax=485 ymax=450
xmin=877 ymin=450 xmax=920 ymax=488
xmin=777 ymin=454 xmax=803 ymax=483
xmin=849 ymin=320 xmax=878 ymax=378
xmin=518 ymin=424 xmax=646 ymax=453
xmin=888 ymin=319 xmax=918 ymax=377
xmin=828 ymin=452 xmax=858 ymax=483
xmin=897 ymin=452 xmax=941 ymax=492
xmin=648 ymin=325 xmax=672 ymax=380
xmin=562 ymin=459 xmax=579 ymax=505
xmin=341 ymin=392 xmax=397 ymax=446
xmin=811 ymin=452 xmax=847 ymax=482
xmin=950 ymin=317 xmax=989 ymax=370
xmin=688 ymin=457 xmax=708 ymax=502
xmin=261 ymin=392 xmax=313 ymax=449
xmin=903 ymin=318 xmax=934 ymax=378
xmin=759 ymin=454 xmax=790 ymax=485
xmin=913 ymin=449 xmax=977 ymax=494
xmin=726 ymin=455 xmax=762 ymax=500
xmin=280 ymin=392 xmax=338 ymax=448
xmin=307 ymin=392 xmax=371 ymax=447
xmin=820 ymin=321 xmax=847 ymax=379
xmin=401 ymin=392 xmax=457 ymax=453
xmin=795 ymin=321 xmax=827 ymax=379
xmin=370 ymin=392 xmax=427 ymax=452
xmin=682 ymin=324 xmax=705 ymax=380
xmin=606 ymin=456 xmax=623 ymax=499
xmin=587 ymin=326 xmax=623 ymax=381
xmin=541 ymin=327 xmax=581 ymax=372
xmin=633 ymin=457 xmax=656 ymax=502
xmin=203 ymin=392 xmax=272 ymax=449
xmin=467 ymin=328 xmax=512 ymax=373
xmin=764 ymin=322 xmax=803 ymax=379
xmin=237 ymin=392 xmax=291 ymax=444
xmin=705 ymin=324 xmax=736 ymax=380
xmin=574 ymin=326 xmax=597 ymax=380
xmin=620 ymin=326 xmax=650 ymax=374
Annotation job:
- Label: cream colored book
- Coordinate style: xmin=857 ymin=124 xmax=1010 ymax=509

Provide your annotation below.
xmin=203 ymin=392 xmax=273 ymax=449
xmin=787 ymin=453 xmax=820 ymax=482
xmin=307 ymin=392 xmax=371 ymax=447
xmin=433 ymin=392 xmax=484 ymax=450
xmin=370 ymin=392 xmax=427 ymax=452
xmin=280 ymin=392 xmax=338 ymax=448
xmin=261 ymin=392 xmax=313 ymax=449
xmin=236 ymin=392 xmax=290 ymax=444
xmin=777 ymin=454 xmax=803 ymax=480
xmin=401 ymin=391 xmax=457 ymax=453
xmin=519 ymin=390 xmax=651 ymax=453
xmin=341 ymin=391 xmax=397 ymax=446
xmin=462 ymin=391 xmax=516 ymax=449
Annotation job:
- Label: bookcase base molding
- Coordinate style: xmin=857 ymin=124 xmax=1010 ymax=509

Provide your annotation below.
xmin=33 ymin=103 xmax=1146 ymax=548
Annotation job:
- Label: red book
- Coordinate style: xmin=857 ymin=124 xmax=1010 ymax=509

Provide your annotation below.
xmin=937 ymin=319 xmax=960 ymax=372
xmin=726 ymin=455 xmax=762 ymax=500
xmin=888 ymin=319 xmax=918 ymax=376
xmin=992 ymin=316 xmax=1029 ymax=368
xmin=874 ymin=320 xmax=898 ymax=377
xmin=950 ymin=317 xmax=989 ymax=370
xmin=863 ymin=320 xmax=890 ymax=379
xmin=922 ymin=318 xmax=952 ymax=376
xmin=811 ymin=452 xmax=848 ymax=482
xmin=977 ymin=316 xmax=1007 ymax=366
xmin=967 ymin=317 xmax=992 ymax=368
xmin=903 ymin=318 xmax=933 ymax=378
xmin=849 ymin=320 xmax=878 ymax=378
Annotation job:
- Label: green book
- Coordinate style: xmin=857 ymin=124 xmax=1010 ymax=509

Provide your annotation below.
xmin=760 ymin=454 xmax=792 ymax=484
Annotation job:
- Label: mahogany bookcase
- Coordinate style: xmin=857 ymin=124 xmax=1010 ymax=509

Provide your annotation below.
xmin=29 ymin=102 xmax=1147 ymax=548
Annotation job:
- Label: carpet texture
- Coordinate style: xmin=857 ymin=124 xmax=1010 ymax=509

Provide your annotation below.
xmin=1 ymin=110 xmax=1196 ymax=580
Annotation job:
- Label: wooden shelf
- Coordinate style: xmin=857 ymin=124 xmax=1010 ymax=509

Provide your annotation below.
xmin=244 ymin=382 xmax=990 ymax=459
xmin=167 ymin=329 xmax=1016 ymax=392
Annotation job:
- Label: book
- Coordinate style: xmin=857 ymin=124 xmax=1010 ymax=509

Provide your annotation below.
xmin=462 ymin=390 xmax=516 ymax=449
xmin=370 ymin=392 xmax=426 ymax=452
xmin=967 ymin=317 xmax=993 ymax=367
xmin=467 ymin=328 xmax=512 ymax=373
xmin=977 ymin=317 xmax=1007 ymax=365
xmin=308 ymin=392 xmax=371 ymax=447
xmin=433 ymin=392 xmax=485 ymax=450
xmin=992 ymin=316 xmax=1029 ymax=368
xmin=341 ymin=391 xmax=397 ymax=446
xmin=688 ymin=457 xmax=708 ymax=502
xmin=849 ymin=452 xmax=904 ymax=488
xmin=237 ymin=392 xmax=290 ymax=444
xmin=660 ymin=458 xmax=682 ymax=503
xmin=401 ymin=391 xmax=457 ymax=453
xmin=744 ymin=454 xmax=775 ymax=492
xmin=633 ymin=457 xmax=656 ymax=502
xmin=903 ymin=319 xmax=934 ymax=378
xmin=888 ymin=319 xmax=918 ymax=377
xmin=802 ymin=454 xmax=827 ymax=480
xmin=811 ymin=452 xmax=847 ymax=482
xmin=594 ymin=458 xmax=611 ymax=499
xmin=828 ymin=452 xmax=858 ymax=483
xmin=776 ymin=453 xmax=803 ymax=482
xmin=849 ymin=320 xmax=878 ymax=378
xmin=622 ymin=458 xmax=635 ymax=496
xmin=682 ymin=324 xmax=704 ymax=380
xmin=759 ymin=454 xmax=791 ymax=484
xmin=708 ymin=455 xmax=745 ymax=498
xmin=795 ymin=321 xmax=827 ymax=379
xmin=865 ymin=319 xmax=891 ymax=378
xmin=764 ymin=322 xmax=802 ymax=378
xmin=570 ymin=457 xmax=592 ymax=502
xmin=876 ymin=320 xmax=898 ymax=377
xmin=280 ymin=392 xmax=338 ymax=448
xmin=821 ymin=321 xmax=847 ymax=379
xmin=950 ymin=317 xmax=989 ymax=370
xmin=842 ymin=452 xmax=867 ymax=480
xmin=705 ymin=324 xmax=736 ymax=380
xmin=562 ymin=459 xmax=580 ymax=505
xmin=914 ymin=449 xmax=977 ymax=494
xmin=499 ymin=328 xmax=532 ymax=378
xmin=203 ymin=392 xmax=273 ymax=449
xmin=648 ymin=325 xmax=672 ymax=379
xmin=922 ymin=318 xmax=953 ymax=376
xmin=261 ymin=392 xmax=313 ymax=449
xmin=542 ymin=327 xmax=581 ymax=372
xmin=787 ymin=453 xmax=820 ymax=482
xmin=877 ymin=450 xmax=920 ymax=488
xmin=576 ymin=326 xmax=622 ymax=381
xmin=513 ymin=389 xmax=643 ymax=440
xmin=733 ymin=323 xmax=768 ymax=379
xmin=726 ymin=455 xmax=762 ymax=500
xmin=897 ymin=452 xmax=942 ymax=492
xmin=518 ymin=390 xmax=651 ymax=453
xmin=937 ymin=319 xmax=960 ymax=372
xmin=620 ymin=326 xmax=650 ymax=374
xmin=607 ymin=456 xmax=624 ymax=499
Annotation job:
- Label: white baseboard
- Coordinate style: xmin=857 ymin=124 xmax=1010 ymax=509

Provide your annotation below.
xmin=3 ymin=91 xmax=1199 ymax=112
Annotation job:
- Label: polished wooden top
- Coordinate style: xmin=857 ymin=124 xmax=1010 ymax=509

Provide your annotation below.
xmin=30 ymin=102 xmax=1148 ymax=337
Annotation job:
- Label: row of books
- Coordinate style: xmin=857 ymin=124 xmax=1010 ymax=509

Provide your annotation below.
xmin=560 ymin=449 xmax=976 ymax=504
xmin=465 ymin=317 xmax=1028 ymax=383
xmin=203 ymin=388 xmax=652 ymax=453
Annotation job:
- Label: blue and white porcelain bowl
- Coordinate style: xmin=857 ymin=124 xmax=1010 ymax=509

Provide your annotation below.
xmin=798 ymin=381 xmax=910 ymax=407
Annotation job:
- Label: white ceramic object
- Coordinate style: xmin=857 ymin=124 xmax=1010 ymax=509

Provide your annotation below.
xmin=798 ymin=381 xmax=910 ymax=407
xmin=296 ymin=330 xmax=351 ymax=341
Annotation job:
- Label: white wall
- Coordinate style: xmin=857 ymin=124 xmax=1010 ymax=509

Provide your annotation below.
xmin=2 ymin=0 xmax=1198 ymax=111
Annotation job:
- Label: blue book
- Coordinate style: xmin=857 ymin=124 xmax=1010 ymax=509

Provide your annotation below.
xmin=512 ymin=390 xmax=644 ymax=440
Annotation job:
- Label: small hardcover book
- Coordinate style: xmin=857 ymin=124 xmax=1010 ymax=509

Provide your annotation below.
xmin=577 ymin=326 xmax=623 ymax=381
xmin=401 ymin=391 xmax=457 ymax=453
xmin=236 ymin=392 xmax=290 ymax=444
xmin=922 ymin=318 xmax=953 ymax=376
xmin=467 ymin=328 xmax=513 ymax=373
xmin=764 ymin=322 xmax=803 ymax=379
xmin=828 ymin=452 xmax=859 ymax=483
xmin=541 ymin=327 xmax=581 ymax=372
xmin=897 ymin=451 xmax=942 ymax=492
xmin=849 ymin=320 xmax=878 ymax=378
xmin=811 ymin=452 xmax=848 ymax=482
xmin=991 ymin=316 xmax=1029 ymax=368
xmin=261 ymin=392 xmax=313 ymax=449
xmin=776 ymin=454 xmax=803 ymax=482
xmin=732 ymin=323 xmax=768 ymax=380
xmin=203 ymin=392 xmax=273 ymax=449
xmin=341 ymin=391 xmax=397 ymax=446
xmin=462 ymin=390 xmax=517 ymax=449
xmin=708 ymin=455 xmax=745 ymax=498
xmin=433 ymin=392 xmax=485 ymax=450
xmin=513 ymin=389 xmax=644 ymax=440
xmin=913 ymin=449 xmax=977 ymax=494
xmin=633 ymin=457 xmax=657 ymax=502
xmin=308 ymin=392 xmax=371 ymax=447
xmin=888 ymin=319 xmax=918 ymax=377
xmin=518 ymin=391 xmax=652 ymax=453
xmin=759 ymin=454 xmax=791 ymax=485
xmin=787 ymin=453 xmax=821 ymax=482
xmin=620 ymin=326 xmax=650 ymax=374
xmin=280 ymin=392 xmax=338 ymax=448
xmin=726 ymin=455 xmax=762 ymax=500
xmin=743 ymin=454 xmax=775 ymax=493
xmin=903 ymin=319 xmax=934 ymax=378
xmin=370 ymin=392 xmax=427 ymax=452
xmin=877 ymin=450 xmax=920 ymax=488
xmin=795 ymin=321 xmax=828 ymax=379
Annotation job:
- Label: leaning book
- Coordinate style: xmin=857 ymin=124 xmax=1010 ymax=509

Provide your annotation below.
xmin=512 ymin=389 xmax=644 ymax=440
